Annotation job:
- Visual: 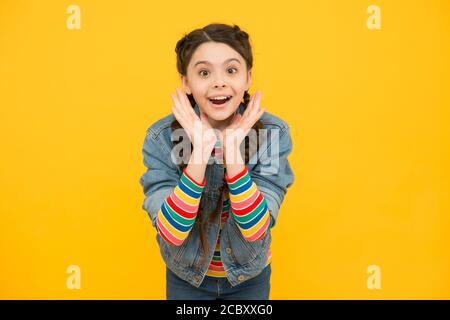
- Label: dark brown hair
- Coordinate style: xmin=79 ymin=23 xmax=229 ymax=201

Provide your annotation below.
xmin=171 ymin=23 xmax=264 ymax=268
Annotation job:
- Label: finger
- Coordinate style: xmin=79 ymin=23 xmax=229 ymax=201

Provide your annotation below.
xmin=171 ymin=105 xmax=190 ymax=131
xmin=255 ymin=106 xmax=265 ymax=121
xmin=241 ymin=92 xmax=256 ymax=119
xmin=172 ymin=94 xmax=192 ymax=128
xmin=174 ymin=90 xmax=192 ymax=122
xmin=171 ymin=92 xmax=186 ymax=119
xmin=248 ymin=90 xmax=262 ymax=119
xmin=247 ymin=105 xmax=265 ymax=129
xmin=187 ymin=98 xmax=201 ymax=121
xmin=230 ymin=112 xmax=242 ymax=126
xmin=240 ymin=91 xmax=259 ymax=128
xmin=199 ymin=111 xmax=211 ymax=128
xmin=176 ymin=87 xmax=198 ymax=121
xmin=176 ymin=87 xmax=190 ymax=110
xmin=243 ymin=90 xmax=260 ymax=120
xmin=173 ymin=89 xmax=190 ymax=119
xmin=202 ymin=113 xmax=217 ymax=138
xmin=177 ymin=87 xmax=193 ymax=109
xmin=242 ymin=106 xmax=264 ymax=131
xmin=173 ymin=92 xmax=196 ymax=130
xmin=200 ymin=110 xmax=209 ymax=120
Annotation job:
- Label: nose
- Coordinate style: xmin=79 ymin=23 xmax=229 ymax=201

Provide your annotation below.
xmin=212 ymin=73 xmax=227 ymax=89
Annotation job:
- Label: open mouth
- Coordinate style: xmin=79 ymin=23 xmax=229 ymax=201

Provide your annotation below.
xmin=208 ymin=95 xmax=232 ymax=106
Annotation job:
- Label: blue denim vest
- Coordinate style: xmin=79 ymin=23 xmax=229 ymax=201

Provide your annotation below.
xmin=140 ymin=102 xmax=294 ymax=288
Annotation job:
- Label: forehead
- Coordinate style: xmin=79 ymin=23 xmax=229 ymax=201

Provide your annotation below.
xmin=189 ymin=42 xmax=244 ymax=67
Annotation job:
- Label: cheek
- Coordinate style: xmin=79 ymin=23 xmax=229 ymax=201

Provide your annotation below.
xmin=233 ymin=80 xmax=249 ymax=95
xmin=190 ymin=82 xmax=208 ymax=96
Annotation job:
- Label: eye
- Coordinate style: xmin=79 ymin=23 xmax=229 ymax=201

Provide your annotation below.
xmin=228 ymin=67 xmax=238 ymax=74
xmin=199 ymin=69 xmax=209 ymax=77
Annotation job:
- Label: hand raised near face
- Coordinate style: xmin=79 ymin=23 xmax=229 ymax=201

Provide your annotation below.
xmin=171 ymin=87 xmax=218 ymax=156
xmin=220 ymin=90 xmax=265 ymax=156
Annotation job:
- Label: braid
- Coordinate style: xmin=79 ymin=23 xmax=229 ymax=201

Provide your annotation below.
xmin=233 ymin=25 xmax=250 ymax=40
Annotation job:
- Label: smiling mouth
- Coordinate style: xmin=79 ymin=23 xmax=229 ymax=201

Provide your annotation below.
xmin=208 ymin=96 xmax=232 ymax=105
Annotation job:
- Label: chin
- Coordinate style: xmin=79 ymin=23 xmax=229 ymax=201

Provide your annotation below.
xmin=207 ymin=112 xmax=232 ymax=122
xmin=209 ymin=107 xmax=238 ymax=121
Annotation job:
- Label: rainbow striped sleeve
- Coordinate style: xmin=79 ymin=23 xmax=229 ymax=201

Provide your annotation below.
xmin=156 ymin=168 xmax=205 ymax=246
xmin=225 ymin=165 xmax=273 ymax=242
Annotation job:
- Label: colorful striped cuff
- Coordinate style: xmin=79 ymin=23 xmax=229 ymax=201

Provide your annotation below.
xmin=225 ymin=165 xmax=271 ymax=241
xmin=156 ymin=168 xmax=205 ymax=246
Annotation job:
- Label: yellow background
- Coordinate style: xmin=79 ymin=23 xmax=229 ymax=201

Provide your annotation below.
xmin=1 ymin=0 xmax=449 ymax=299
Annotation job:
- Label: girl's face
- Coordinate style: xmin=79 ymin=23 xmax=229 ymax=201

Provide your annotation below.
xmin=181 ymin=41 xmax=251 ymax=129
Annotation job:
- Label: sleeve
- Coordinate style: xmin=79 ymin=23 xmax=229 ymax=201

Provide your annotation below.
xmin=139 ymin=130 xmax=206 ymax=246
xmin=247 ymin=124 xmax=295 ymax=229
xmin=225 ymin=165 xmax=272 ymax=242
xmin=155 ymin=168 xmax=205 ymax=246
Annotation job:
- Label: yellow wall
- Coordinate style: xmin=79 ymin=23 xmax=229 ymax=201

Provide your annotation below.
xmin=1 ymin=0 xmax=449 ymax=299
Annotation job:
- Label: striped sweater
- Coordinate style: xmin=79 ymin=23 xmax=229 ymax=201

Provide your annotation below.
xmin=155 ymin=153 xmax=273 ymax=277
xmin=206 ymin=190 xmax=272 ymax=277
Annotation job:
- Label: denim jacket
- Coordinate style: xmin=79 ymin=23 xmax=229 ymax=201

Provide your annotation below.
xmin=139 ymin=102 xmax=295 ymax=288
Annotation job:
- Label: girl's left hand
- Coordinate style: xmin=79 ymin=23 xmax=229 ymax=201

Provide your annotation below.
xmin=221 ymin=90 xmax=265 ymax=161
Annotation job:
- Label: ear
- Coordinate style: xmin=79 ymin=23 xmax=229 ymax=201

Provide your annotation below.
xmin=245 ymin=69 xmax=252 ymax=91
xmin=181 ymin=75 xmax=192 ymax=95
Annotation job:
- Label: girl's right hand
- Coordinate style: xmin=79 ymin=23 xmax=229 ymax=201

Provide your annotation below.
xmin=171 ymin=87 xmax=218 ymax=158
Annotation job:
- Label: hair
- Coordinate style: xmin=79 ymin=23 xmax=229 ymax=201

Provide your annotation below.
xmin=171 ymin=23 xmax=264 ymax=269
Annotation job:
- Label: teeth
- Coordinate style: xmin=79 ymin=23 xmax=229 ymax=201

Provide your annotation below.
xmin=210 ymin=96 xmax=230 ymax=100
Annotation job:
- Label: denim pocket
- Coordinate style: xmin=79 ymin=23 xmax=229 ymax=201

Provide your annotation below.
xmin=227 ymin=216 xmax=271 ymax=266
xmin=227 ymin=218 xmax=258 ymax=265
xmin=156 ymin=233 xmax=182 ymax=265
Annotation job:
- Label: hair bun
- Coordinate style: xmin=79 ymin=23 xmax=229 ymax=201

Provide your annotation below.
xmin=233 ymin=25 xmax=249 ymax=39
xmin=175 ymin=34 xmax=189 ymax=53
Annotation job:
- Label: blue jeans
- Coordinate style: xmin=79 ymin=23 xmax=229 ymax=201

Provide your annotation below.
xmin=166 ymin=264 xmax=271 ymax=300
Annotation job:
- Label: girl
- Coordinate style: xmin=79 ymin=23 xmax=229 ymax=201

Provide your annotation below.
xmin=140 ymin=23 xmax=294 ymax=300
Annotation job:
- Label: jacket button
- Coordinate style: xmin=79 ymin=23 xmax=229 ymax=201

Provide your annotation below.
xmin=225 ymin=247 xmax=232 ymax=254
xmin=238 ymin=275 xmax=245 ymax=281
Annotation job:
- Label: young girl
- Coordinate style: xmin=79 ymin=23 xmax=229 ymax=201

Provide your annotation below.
xmin=140 ymin=23 xmax=294 ymax=300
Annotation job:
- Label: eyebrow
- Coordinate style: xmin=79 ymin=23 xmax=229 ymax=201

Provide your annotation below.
xmin=193 ymin=58 xmax=241 ymax=67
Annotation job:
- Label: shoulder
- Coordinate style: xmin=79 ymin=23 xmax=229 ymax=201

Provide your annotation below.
xmin=259 ymin=110 xmax=290 ymax=135
xmin=145 ymin=113 xmax=175 ymax=139
xmin=142 ymin=113 xmax=176 ymax=158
